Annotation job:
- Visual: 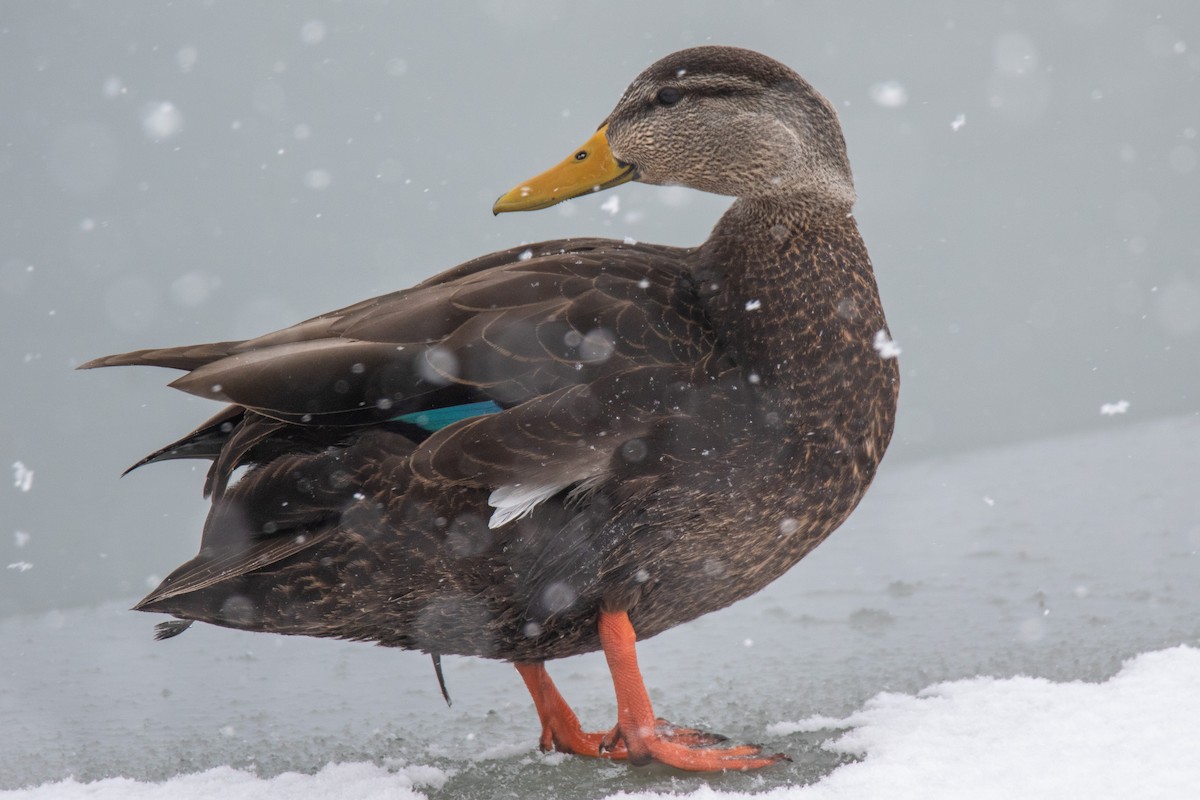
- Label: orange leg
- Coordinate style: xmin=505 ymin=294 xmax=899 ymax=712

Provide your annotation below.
xmin=598 ymin=610 xmax=788 ymax=770
xmin=515 ymin=661 xmax=618 ymax=757
xmin=514 ymin=611 xmax=788 ymax=771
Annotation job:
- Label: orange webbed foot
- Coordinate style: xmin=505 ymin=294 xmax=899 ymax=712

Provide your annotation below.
xmin=601 ymin=720 xmax=788 ymax=770
xmin=515 ymin=611 xmax=790 ymax=772
xmin=597 ymin=718 xmax=731 ymax=753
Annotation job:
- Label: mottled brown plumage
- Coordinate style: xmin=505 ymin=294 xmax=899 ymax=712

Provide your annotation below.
xmin=83 ymin=46 xmax=898 ymax=770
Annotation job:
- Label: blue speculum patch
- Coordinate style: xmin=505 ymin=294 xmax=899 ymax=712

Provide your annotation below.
xmin=392 ymin=400 xmax=503 ymax=432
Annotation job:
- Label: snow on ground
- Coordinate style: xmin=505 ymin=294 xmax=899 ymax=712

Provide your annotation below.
xmin=780 ymin=645 xmax=1200 ymax=800
xmin=1 ymin=762 xmax=447 ymax=800
xmin=6 ymin=646 xmax=1197 ymax=799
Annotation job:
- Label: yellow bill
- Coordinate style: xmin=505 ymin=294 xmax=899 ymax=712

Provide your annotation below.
xmin=493 ymin=125 xmax=635 ymax=214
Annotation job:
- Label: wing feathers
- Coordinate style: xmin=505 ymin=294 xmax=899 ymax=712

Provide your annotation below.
xmin=95 ymin=238 xmax=726 ymax=550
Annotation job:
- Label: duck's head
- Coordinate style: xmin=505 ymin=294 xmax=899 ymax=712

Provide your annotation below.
xmin=494 ymin=46 xmax=854 ymax=214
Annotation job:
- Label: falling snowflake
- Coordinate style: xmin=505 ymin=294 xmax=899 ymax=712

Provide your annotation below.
xmin=141 ymin=102 xmax=183 ymax=141
xmin=872 ymin=329 xmax=902 ymax=359
xmin=600 ymin=195 xmax=620 ymax=215
xmin=176 ymin=46 xmax=198 ymax=73
xmin=1100 ymin=400 xmax=1130 ymax=416
xmin=745 ymin=299 xmax=762 ymax=311
xmin=300 ymin=20 xmax=327 ymax=44
xmin=304 ymin=169 xmax=332 ymax=190
xmin=870 ymin=80 xmax=908 ymax=108
xmin=102 ymin=76 xmax=126 ymax=98
xmin=951 ymin=113 xmax=967 ymax=131
xmin=12 ymin=462 xmax=33 ymax=492
xmin=7 ymin=562 xmax=32 ymax=573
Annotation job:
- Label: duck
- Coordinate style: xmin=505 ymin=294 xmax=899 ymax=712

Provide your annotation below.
xmin=83 ymin=45 xmax=898 ymax=771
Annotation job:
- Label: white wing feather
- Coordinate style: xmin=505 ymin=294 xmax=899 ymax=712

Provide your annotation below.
xmin=487 ymin=482 xmax=569 ymax=529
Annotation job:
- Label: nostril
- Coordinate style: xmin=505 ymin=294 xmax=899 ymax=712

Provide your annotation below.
xmin=575 ymin=151 xmax=588 ymax=161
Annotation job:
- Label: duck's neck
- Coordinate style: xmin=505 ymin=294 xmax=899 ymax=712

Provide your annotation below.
xmin=694 ymin=193 xmax=890 ymax=390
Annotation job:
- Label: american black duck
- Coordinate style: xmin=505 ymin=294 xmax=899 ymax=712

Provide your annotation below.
xmin=83 ymin=45 xmax=898 ymax=771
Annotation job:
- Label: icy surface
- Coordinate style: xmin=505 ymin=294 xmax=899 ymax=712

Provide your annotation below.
xmin=5 ymin=648 xmax=1197 ymax=799
xmin=2 ymin=416 xmax=1198 ymax=798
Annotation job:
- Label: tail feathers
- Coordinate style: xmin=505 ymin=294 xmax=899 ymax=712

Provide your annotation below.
xmin=153 ymin=620 xmax=194 ymax=640
xmin=78 ymin=341 xmax=243 ymax=371
xmin=123 ymin=406 xmax=245 ymax=477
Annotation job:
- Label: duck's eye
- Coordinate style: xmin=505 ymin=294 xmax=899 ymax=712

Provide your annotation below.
xmin=656 ymin=87 xmax=682 ymax=106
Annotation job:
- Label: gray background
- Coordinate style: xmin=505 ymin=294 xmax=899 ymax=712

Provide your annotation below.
xmin=2 ymin=3 xmax=1197 ymax=643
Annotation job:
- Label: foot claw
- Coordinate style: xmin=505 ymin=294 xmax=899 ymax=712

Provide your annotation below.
xmin=597 ymin=724 xmax=623 ymax=754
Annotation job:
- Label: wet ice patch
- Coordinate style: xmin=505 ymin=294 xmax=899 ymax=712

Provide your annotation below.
xmin=765 ymin=714 xmax=845 ymax=736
